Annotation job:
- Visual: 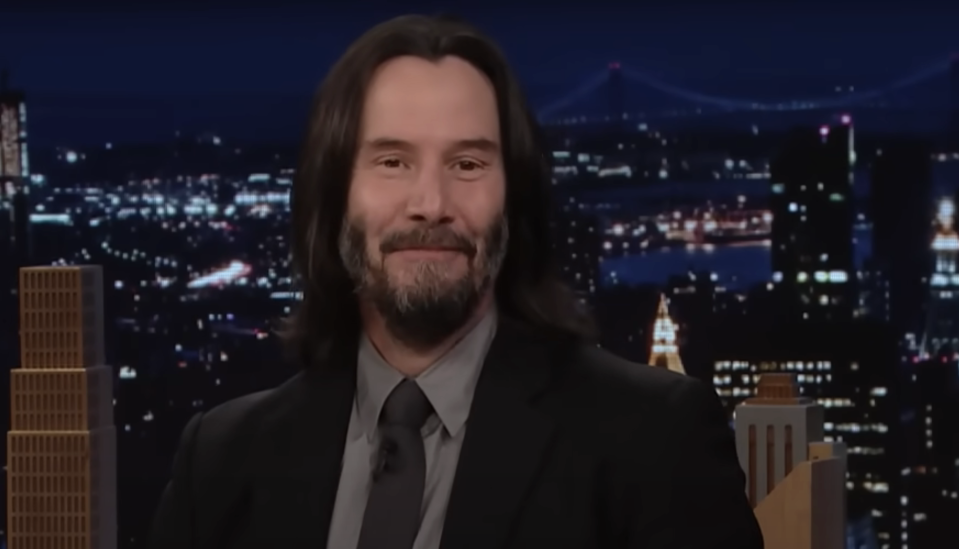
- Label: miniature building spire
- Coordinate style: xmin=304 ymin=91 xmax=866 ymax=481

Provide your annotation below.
xmin=648 ymin=293 xmax=686 ymax=374
xmin=745 ymin=373 xmax=811 ymax=405
xmin=8 ymin=266 xmax=117 ymax=549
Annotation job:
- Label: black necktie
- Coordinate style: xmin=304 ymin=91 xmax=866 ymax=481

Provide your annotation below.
xmin=356 ymin=379 xmax=435 ymax=549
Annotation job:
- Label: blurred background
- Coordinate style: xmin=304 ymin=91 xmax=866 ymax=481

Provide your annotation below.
xmin=1 ymin=2 xmax=959 ymax=549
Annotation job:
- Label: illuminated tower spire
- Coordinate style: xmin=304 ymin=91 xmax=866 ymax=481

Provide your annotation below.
xmin=648 ymin=294 xmax=686 ymax=375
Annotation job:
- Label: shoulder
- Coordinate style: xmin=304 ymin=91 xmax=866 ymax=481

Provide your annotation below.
xmin=504 ymin=317 xmax=704 ymax=408
xmin=187 ymin=372 xmax=309 ymax=469
xmin=564 ymin=344 xmax=713 ymax=413
xmin=556 ymin=345 xmax=734 ymax=482
xmin=548 ymin=343 xmax=725 ymax=453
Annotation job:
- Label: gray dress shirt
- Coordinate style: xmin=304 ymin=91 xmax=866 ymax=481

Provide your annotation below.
xmin=326 ymin=311 xmax=497 ymax=549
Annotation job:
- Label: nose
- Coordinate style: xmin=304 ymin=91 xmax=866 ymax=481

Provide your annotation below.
xmin=405 ymin=165 xmax=453 ymax=224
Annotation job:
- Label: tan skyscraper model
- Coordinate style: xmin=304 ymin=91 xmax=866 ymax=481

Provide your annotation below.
xmin=733 ymin=374 xmax=846 ymax=549
xmin=7 ymin=266 xmax=117 ymax=549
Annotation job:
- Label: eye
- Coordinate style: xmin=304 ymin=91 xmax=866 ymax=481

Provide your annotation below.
xmin=380 ymin=157 xmax=404 ymax=169
xmin=455 ymin=159 xmax=484 ymax=172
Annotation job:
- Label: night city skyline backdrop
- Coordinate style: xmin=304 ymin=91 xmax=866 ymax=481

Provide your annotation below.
xmin=2 ymin=3 xmax=959 ymax=549
xmin=4 ymin=3 xmax=959 ymax=145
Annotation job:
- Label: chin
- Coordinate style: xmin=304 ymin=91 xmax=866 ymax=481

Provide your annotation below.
xmin=387 ymin=250 xmax=468 ymax=268
xmin=391 ymin=273 xmax=462 ymax=293
xmin=390 ymin=261 xmax=468 ymax=282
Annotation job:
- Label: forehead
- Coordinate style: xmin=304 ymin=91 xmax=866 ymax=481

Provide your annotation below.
xmin=360 ymin=55 xmax=500 ymax=144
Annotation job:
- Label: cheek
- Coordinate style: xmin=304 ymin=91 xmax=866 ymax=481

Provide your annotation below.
xmin=450 ymin=176 xmax=506 ymax=234
xmin=347 ymin=177 xmax=402 ymax=253
xmin=356 ymin=224 xmax=386 ymax=266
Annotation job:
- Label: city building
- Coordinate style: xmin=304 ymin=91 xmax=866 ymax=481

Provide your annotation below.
xmin=899 ymin=196 xmax=959 ymax=548
xmin=0 ymin=69 xmax=31 ymax=271
xmin=869 ymin=138 xmax=933 ymax=334
xmin=856 ymin=257 xmax=889 ymax=322
xmin=711 ymin=319 xmax=899 ymax=548
xmin=920 ymin=198 xmax=959 ymax=358
xmin=7 ymin=266 xmax=117 ymax=549
xmin=734 ymin=373 xmax=846 ymax=549
xmin=769 ymin=121 xmax=856 ymax=321
xmin=869 ymin=137 xmax=940 ymax=549
xmin=552 ymin=195 xmax=601 ymax=305
xmin=648 ymin=294 xmax=685 ymax=374
xmin=900 ymin=354 xmax=959 ymax=549
xmin=0 ymin=75 xmax=31 ymax=462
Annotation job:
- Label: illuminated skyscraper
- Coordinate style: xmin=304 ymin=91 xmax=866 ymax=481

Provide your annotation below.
xmin=648 ymin=294 xmax=685 ymax=374
xmin=769 ymin=120 xmax=856 ymax=321
xmin=920 ymin=198 xmax=959 ymax=358
xmin=734 ymin=374 xmax=847 ymax=549
xmin=900 ymin=198 xmax=959 ymax=548
xmin=7 ymin=266 xmax=117 ymax=549
xmin=0 ymin=70 xmax=31 ymax=273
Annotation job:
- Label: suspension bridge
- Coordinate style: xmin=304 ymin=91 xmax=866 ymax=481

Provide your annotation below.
xmin=535 ymin=54 xmax=959 ymax=125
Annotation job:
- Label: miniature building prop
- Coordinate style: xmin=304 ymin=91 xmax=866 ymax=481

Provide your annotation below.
xmin=8 ymin=266 xmax=117 ymax=549
xmin=734 ymin=374 xmax=846 ymax=549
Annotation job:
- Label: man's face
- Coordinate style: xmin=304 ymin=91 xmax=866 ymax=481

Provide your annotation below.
xmin=339 ymin=55 xmax=508 ymax=349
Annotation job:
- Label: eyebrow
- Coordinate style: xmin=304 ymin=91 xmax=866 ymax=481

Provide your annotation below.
xmin=361 ymin=137 xmax=500 ymax=155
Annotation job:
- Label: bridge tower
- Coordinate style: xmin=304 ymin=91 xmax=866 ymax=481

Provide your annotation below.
xmin=606 ymin=62 xmax=625 ymax=127
xmin=949 ymin=54 xmax=959 ymax=148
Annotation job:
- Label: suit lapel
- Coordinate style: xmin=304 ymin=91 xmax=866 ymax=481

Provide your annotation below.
xmin=247 ymin=337 xmax=357 ymax=548
xmin=440 ymin=319 xmax=559 ymax=549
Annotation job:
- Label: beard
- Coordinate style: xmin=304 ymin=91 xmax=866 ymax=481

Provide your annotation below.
xmin=339 ymin=215 xmax=508 ymax=351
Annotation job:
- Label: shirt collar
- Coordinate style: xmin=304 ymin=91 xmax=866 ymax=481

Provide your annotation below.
xmin=355 ymin=308 xmax=497 ymax=441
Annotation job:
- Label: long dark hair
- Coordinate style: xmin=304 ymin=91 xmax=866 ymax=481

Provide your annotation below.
xmin=280 ymin=14 xmax=596 ymax=366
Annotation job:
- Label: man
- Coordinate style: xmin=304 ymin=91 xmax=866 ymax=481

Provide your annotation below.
xmin=148 ymin=14 xmax=763 ymax=549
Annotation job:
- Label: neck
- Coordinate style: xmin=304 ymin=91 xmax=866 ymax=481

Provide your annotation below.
xmin=361 ymin=292 xmax=494 ymax=377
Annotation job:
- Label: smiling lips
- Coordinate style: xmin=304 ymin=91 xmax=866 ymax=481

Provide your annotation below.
xmin=392 ymin=247 xmax=464 ymax=258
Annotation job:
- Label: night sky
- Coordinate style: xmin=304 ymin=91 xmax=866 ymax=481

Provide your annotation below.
xmin=2 ymin=1 xmax=958 ymax=145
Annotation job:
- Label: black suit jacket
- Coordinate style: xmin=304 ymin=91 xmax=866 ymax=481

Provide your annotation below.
xmin=148 ymin=319 xmax=763 ymax=549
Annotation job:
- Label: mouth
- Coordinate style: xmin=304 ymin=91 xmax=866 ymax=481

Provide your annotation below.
xmin=391 ymin=247 xmax=465 ymax=258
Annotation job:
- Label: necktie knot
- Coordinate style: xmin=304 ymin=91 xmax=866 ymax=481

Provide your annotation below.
xmin=381 ymin=379 xmax=433 ymax=430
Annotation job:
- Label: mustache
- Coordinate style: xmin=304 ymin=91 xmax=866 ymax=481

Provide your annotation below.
xmin=379 ymin=226 xmax=477 ymax=258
